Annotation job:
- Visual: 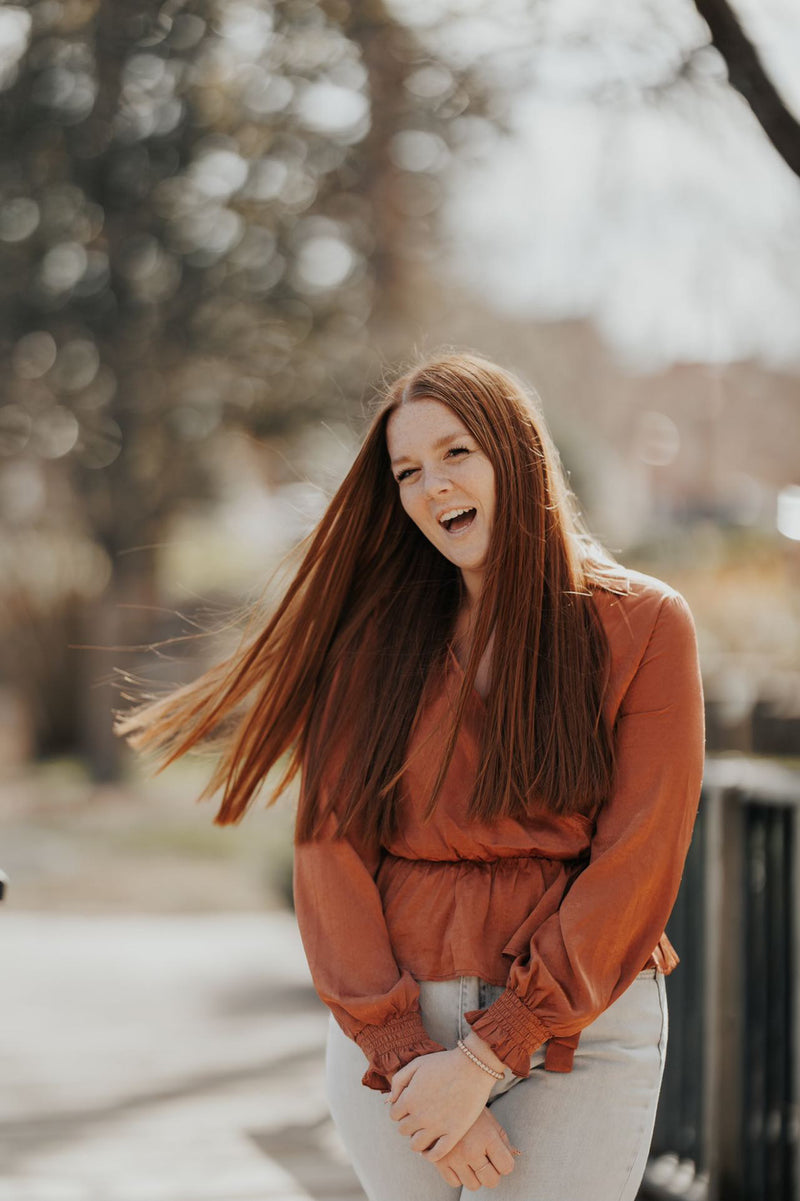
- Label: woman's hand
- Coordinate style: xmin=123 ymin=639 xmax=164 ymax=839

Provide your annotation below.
xmin=384 ymin=1048 xmax=495 ymax=1161
xmin=434 ymin=1107 xmax=521 ymax=1191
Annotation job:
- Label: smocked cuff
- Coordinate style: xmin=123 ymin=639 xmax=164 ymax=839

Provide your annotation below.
xmin=354 ymin=1011 xmax=447 ymax=1093
xmin=463 ymin=988 xmax=554 ymax=1079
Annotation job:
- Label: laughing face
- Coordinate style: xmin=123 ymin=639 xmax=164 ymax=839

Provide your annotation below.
xmin=386 ymin=399 xmax=495 ymax=600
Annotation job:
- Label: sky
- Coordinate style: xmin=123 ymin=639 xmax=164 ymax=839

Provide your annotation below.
xmin=387 ymin=0 xmax=800 ymax=373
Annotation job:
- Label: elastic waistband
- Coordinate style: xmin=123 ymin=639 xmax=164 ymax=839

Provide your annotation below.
xmin=381 ymin=850 xmax=582 ymax=867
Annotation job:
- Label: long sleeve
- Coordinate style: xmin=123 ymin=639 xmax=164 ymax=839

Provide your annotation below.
xmin=464 ymin=589 xmax=705 ymax=1078
xmin=292 ymin=738 xmax=447 ymax=1092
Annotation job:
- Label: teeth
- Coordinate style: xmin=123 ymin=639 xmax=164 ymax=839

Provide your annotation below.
xmin=438 ymin=507 xmax=474 ymax=525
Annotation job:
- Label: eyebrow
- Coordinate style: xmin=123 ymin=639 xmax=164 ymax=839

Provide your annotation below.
xmin=389 ymin=431 xmax=470 ymax=468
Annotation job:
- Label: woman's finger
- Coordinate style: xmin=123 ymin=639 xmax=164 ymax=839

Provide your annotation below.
xmin=385 ymin=1092 xmax=413 ymax=1122
xmin=385 ymin=1068 xmax=411 ymax=1104
xmin=486 ymin=1141 xmax=516 ymax=1176
xmin=396 ymin=1115 xmax=426 ymax=1137
xmin=472 ymin=1161 xmax=502 ymax=1190
xmin=438 ymin=1164 xmax=462 ymax=1188
xmin=462 ymin=1165 xmax=486 ymax=1192
xmin=417 ymin=1130 xmax=454 ymax=1161
xmin=410 ymin=1126 xmax=442 ymax=1154
xmin=495 ymin=1125 xmax=522 ymax=1159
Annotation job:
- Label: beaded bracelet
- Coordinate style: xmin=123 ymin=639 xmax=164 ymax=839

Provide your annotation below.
xmin=456 ymin=1038 xmax=505 ymax=1080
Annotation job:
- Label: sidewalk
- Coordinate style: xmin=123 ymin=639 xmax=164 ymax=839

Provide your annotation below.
xmin=0 ymin=911 xmax=366 ymax=1201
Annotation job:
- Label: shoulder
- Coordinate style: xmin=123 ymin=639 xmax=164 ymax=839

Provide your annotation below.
xmin=587 ymin=566 xmax=697 ymax=701
xmin=590 ymin=565 xmax=692 ymax=637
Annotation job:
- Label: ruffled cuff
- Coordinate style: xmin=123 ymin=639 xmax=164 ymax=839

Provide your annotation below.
xmin=463 ymin=988 xmax=554 ymax=1079
xmin=354 ymin=1011 xmax=448 ymax=1093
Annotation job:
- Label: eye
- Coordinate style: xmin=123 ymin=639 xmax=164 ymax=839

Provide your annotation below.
xmin=394 ymin=445 xmax=470 ymax=483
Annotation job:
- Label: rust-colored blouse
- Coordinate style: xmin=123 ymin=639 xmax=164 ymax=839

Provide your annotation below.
xmin=292 ymin=570 xmax=705 ymax=1093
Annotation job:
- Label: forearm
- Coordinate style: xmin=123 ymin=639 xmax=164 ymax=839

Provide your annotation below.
xmin=386 ymin=1035 xmax=506 ymax=1086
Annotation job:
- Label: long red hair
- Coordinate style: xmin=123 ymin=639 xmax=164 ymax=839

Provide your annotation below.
xmin=114 ymin=350 xmax=632 ymax=854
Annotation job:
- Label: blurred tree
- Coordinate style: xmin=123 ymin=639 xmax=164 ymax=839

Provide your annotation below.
xmin=0 ymin=0 xmax=492 ymax=776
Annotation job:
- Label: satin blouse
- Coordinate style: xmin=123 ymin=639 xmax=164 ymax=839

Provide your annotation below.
xmin=292 ymin=568 xmax=706 ymax=1092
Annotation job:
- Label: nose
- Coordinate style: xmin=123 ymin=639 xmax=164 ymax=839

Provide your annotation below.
xmin=421 ymin=462 xmax=454 ymax=496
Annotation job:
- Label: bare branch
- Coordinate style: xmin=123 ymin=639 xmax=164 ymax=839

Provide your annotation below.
xmin=694 ymin=0 xmax=800 ymax=178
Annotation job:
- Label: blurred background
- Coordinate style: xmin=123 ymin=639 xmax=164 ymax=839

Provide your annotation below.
xmin=1 ymin=1 xmax=798 ymax=1199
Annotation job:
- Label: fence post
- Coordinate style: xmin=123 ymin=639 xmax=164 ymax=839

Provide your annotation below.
xmin=702 ymin=782 xmax=726 ymax=1200
xmin=787 ymin=802 xmax=792 ymax=1201
xmin=714 ymin=785 xmax=746 ymax=1199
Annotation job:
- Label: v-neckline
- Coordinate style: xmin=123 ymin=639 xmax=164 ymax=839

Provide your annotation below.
xmin=446 ymin=641 xmax=488 ymax=707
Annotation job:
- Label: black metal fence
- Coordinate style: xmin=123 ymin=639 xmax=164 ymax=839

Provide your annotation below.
xmin=641 ymin=756 xmax=800 ymax=1201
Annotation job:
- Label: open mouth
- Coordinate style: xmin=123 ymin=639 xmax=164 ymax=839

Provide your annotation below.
xmin=440 ymin=508 xmax=477 ymax=534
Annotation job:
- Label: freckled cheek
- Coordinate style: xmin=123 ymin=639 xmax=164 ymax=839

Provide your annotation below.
xmin=404 ymin=498 xmax=428 ymax=531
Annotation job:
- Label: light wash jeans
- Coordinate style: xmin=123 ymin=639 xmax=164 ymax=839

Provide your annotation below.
xmin=325 ymin=967 xmax=668 ymax=1200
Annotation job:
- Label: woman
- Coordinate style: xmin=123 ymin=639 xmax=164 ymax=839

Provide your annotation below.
xmin=116 ymin=350 xmax=705 ymax=1199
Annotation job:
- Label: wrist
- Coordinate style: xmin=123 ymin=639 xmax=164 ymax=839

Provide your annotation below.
xmin=451 ymin=1045 xmax=496 ymax=1092
xmin=461 ymin=1029 xmax=508 ymax=1076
